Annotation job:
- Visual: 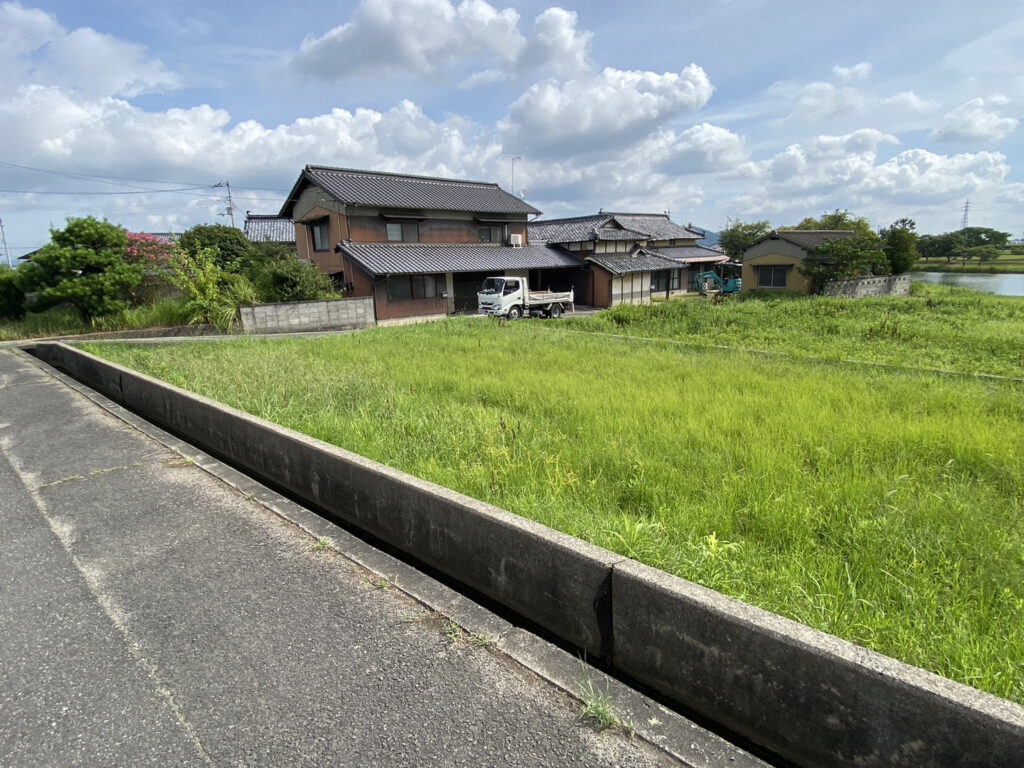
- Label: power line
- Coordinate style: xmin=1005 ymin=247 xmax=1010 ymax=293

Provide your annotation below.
xmin=0 ymin=161 xmax=291 ymax=194
xmin=0 ymin=186 xmax=213 ymax=196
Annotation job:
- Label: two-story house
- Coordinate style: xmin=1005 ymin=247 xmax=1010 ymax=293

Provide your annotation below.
xmin=528 ymin=213 xmax=728 ymax=307
xmin=279 ymin=165 xmax=587 ymax=321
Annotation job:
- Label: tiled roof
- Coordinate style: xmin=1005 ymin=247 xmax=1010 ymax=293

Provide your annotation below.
xmin=529 ymin=214 xmax=609 ymax=243
xmin=340 ymin=243 xmax=586 ymax=276
xmin=282 ymin=166 xmax=540 ymax=217
xmin=765 ymin=230 xmax=856 ymax=250
xmin=587 ymin=252 xmax=682 ymax=275
xmin=611 ymin=214 xmax=702 ymax=241
xmin=529 ymin=213 xmax=701 ymax=244
xmin=244 ymin=215 xmax=295 ymax=243
xmin=646 ymin=244 xmax=729 ymax=264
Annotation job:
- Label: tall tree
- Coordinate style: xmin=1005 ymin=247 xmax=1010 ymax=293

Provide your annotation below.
xmin=799 ymin=235 xmax=889 ymax=293
xmin=879 ymin=218 xmax=919 ymax=274
xmin=717 ymin=218 xmax=772 ymax=259
xmin=786 ymin=209 xmax=876 ymax=240
xmin=16 ymin=217 xmax=142 ymax=322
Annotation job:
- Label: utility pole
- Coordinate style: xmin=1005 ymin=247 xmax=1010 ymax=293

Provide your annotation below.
xmin=214 ymin=181 xmax=236 ymax=228
xmin=0 ymin=218 xmax=11 ymax=268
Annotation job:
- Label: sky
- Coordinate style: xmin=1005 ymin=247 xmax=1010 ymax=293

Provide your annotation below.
xmin=2 ymin=0 xmax=1023 ymax=260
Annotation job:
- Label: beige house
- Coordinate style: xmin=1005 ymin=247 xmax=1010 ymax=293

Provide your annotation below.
xmin=741 ymin=230 xmax=855 ymax=293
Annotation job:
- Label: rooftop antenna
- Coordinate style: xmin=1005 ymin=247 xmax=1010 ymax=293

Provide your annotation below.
xmin=502 ymin=154 xmax=521 ymax=193
xmin=0 ymin=218 xmax=11 ymax=268
xmin=213 ymin=181 xmax=236 ymax=228
xmin=960 ymin=199 xmax=969 ymax=230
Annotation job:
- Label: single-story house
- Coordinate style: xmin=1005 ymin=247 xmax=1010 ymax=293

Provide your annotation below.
xmin=244 ymin=214 xmax=297 ymax=248
xmin=529 ymin=213 xmax=728 ymax=306
xmin=741 ymin=230 xmax=856 ymax=293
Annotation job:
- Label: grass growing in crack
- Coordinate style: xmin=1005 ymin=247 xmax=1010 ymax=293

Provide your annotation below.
xmin=577 ymin=675 xmax=618 ymax=730
xmin=469 ymin=632 xmax=491 ymax=648
xmin=311 ymin=535 xmax=334 ymax=553
xmin=362 ymin=575 xmax=392 ymax=590
xmin=443 ymin=620 xmax=463 ymax=643
xmin=86 ymin=302 xmax=1024 ymax=704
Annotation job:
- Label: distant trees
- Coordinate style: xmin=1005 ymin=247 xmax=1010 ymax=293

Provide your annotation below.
xmin=717 ymin=219 xmax=771 ymax=259
xmin=918 ymin=227 xmax=1011 ymax=264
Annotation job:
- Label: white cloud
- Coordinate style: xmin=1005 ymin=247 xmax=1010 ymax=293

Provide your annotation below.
xmin=503 ymin=65 xmax=713 ymax=156
xmin=832 ymin=62 xmax=872 ymax=83
xmin=882 ymin=91 xmax=936 ymax=113
xmin=0 ymin=2 xmax=180 ymax=98
xmin=931 ymin=97 xmax=1019 ymax=142
xmin=292 ymin=0 xmax=589 ymax=83
xmin=787 ymin=81 xmax=865 ymax=123
xmin=653 ymin=123 xmax=748 ymax=175
xmin=860 ymin=148 xmax=1009 ymax=199
xmin=516 ymin=7 xmax=590 ymax=78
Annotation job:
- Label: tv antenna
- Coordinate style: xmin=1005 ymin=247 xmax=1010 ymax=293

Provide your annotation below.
xmin=502 ymin=154 xmax=521 ymax=193
xmin=960 ymin=199 xmax=969 ymax=230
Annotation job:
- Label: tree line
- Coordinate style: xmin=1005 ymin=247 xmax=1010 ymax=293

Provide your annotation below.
xmin=0 ymin=217 xmax=338 ymax=329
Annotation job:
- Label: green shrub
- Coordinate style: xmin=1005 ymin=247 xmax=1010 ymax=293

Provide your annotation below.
xmin=251 ymin=254 xmax=337 ymax=303
xmin=0 ymin=266 xmax=26 ymax=320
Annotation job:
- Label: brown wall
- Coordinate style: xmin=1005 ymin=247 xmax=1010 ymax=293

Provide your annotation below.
xmin=297 ymin=207 xmax=350 ymax=273
xmin=372 ymin=281 xmax=449 ymax=321
xmin=591 ymin=266 xmax=613 ymax=308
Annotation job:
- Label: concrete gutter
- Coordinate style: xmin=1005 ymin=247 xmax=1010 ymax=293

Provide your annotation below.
xmin=28 ymin=341 xmax=1024 ymax=768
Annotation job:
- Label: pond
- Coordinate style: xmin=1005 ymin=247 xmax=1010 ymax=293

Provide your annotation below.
xmin=913 ymin=271 xmax=1024 ymax=297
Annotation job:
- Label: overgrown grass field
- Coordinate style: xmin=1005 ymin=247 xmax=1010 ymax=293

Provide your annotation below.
xmin=564 ymin=284 xmax=1024 ymax=378
xmin=87 ymin=312 xmax=1024 ymax=704
xmin=0 ymin=298 xmax=191 ymax=341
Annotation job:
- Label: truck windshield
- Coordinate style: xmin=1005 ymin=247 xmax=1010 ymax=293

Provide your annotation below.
xmin=480 ymin=278 xmax=503 ymax=295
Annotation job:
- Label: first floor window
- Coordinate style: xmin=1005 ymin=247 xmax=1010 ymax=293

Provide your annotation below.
xmin=386 ymin=275 xmax=443 ymax=301
xmin=310 ymin=219 xmax=330 ymax=251
xmin=757 ymin=266 xmax=788 ymax=288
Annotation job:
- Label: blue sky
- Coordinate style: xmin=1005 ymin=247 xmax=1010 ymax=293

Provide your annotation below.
xmin=2 ymin=0 xmax=1023 ymax=259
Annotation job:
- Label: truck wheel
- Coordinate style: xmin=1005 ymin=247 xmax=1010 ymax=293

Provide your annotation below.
xmin=507 ymin=305 xmax=522 ymax=320
xmin=549 ymin=304 xmax=562 ymax=319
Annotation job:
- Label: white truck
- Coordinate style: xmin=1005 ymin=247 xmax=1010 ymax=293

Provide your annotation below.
xmin=477 ymin=276 xmax=574 ymax=319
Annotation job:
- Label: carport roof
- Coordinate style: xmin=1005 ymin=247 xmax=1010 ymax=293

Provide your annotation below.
xmin=339 ymin=242 xmax=586 ymax=276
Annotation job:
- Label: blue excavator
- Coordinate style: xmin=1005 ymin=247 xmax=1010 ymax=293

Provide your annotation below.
xmin=695 ymin=271 xmax=742 ymax=295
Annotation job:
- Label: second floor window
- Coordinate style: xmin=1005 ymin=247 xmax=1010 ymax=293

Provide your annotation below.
xmin=478 ymin=226 xmax=503 ymax=243
xmin=311 ymin=219 xmax=330 ymax=251
xmin=387 ymin=222 xmax=419 ymax=243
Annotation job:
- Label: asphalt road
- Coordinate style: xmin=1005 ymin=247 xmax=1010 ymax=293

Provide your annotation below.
xmin=0 ymin=348 xmax=763 ymax=767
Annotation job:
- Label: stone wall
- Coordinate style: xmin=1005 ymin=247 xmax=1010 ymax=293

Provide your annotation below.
xmin=238 ymin=297 xmax=375 ymax=333
xmin=823 ymin=274 xmax=911 ymax=298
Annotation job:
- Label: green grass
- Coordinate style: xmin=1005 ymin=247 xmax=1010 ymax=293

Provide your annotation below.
xmin=562 ymin=283 xmax=1024 ymax=378
xmin=912 ymin=257 xmax=1024 ymax=274
xmin=0 ymin=298 xmax=192 ymax=341
xmin=85 ymin=313 xmax=1024 ymax=704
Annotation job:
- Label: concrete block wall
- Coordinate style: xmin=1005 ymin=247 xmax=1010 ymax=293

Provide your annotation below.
xmin=823 ymin=274 xmax=911 ymax=298
xmin=27 ymin=341 xmax=1024 ymax=768
xmin=238 ymin=297 xmax=375 ymax=333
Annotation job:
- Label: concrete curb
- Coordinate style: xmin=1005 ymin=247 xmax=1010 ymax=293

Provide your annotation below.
xmin=28 ymin=341 xmax=1024 ymax=768
xmin=17 ymin=347 xmax=763 ymax=768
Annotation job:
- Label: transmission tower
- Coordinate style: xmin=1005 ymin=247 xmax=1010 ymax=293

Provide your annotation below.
xmin=960 ymin=199 xmax=969 ymax=230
